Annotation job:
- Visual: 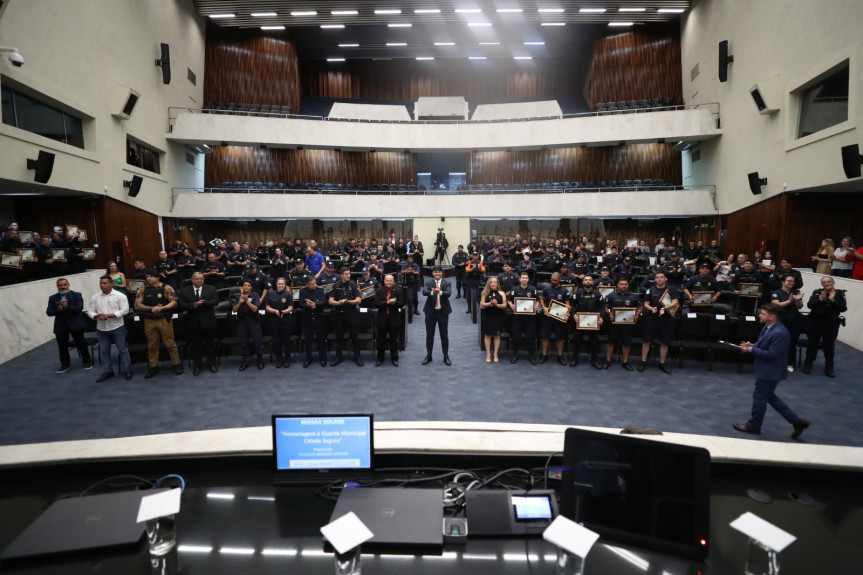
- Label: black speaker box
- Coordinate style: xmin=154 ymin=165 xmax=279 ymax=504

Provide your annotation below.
xmin=158 ymin=43 xmax=171 ymax=85
xmin=841 ymin=144 xmax=861 ymax=179
xmin=718 ymin=40 xmax=733 ymax=82
xmin=127 ymin=175 xmax=143 ymax=197
xmin=27 ymin=150 xmax=55 ymax=184
xmin=747 ymin=172 xmax=764 ymax=195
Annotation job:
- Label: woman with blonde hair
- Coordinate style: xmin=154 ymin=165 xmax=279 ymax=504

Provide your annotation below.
xmin=811 ymin=238 xmax=833 ymax=275
xmin=480 ymin=276 xmax=507 ymax=363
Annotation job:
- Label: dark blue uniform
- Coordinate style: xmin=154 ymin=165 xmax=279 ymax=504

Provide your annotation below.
xmin=771 ymin=288 xmax=804 ymax=368
xmin=231 ymin=291 xmax=263 ymax=364
xmin=509 ymin=284 xmax=539 ymax=361
xmin=540 ymin=284 xmax=570 ymax=341
xmin=330 ymin=279 xmax=363 ymax=364
xmin=642 ymin=285 xmax=679 ymax=345
xmin=804 ymin=287 xmax=847 ymax=375
xmin=570 ymin=287 xmax=605 ymax=366
xmin=298 ymin=286 xmax=328 ymax=366
xmin=451 ymin=251 xmax=469 ymax=296
xmin=263 ymin=288 xmax=294 ymax=367
xmin=605 ymin=289 xmax=642 ymax=347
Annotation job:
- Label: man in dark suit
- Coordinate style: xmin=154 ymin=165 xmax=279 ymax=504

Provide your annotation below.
xmin=421 ymin=265 xmax=452 ymax=366
xmin=734 ymin=302 xmax=810 ymax=438
xmin=178 ymin=272 xmax=219 ymax=375
xmin=375 ymin=274 xmax=404 ymax=367
xmin=46 ymin=278 xmax=93 ymax=373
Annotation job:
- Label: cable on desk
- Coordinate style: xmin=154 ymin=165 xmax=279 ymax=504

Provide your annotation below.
xmin=153 ymin=474 xmax=186 ymax=492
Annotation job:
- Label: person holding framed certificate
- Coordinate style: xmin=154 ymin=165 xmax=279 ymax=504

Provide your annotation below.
xmin=508 ymin=272 xmax=539 ymax=364
xmin=538 ymin=272 xmax=570 ymax=365
xmin=479 ymin=276 xmax=507 ymax=363
xmin=569 ymin=276 xmax=605 ymax=369
xmin=603 ymin=278 xmax=642 ymax=371
xmin=638 ymin=270 xmax=678 ymax=374
xmin=683 ymin=263 xmax=721 ymax=311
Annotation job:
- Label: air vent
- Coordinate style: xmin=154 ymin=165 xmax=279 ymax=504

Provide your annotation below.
xmin=692 ymin=149 xmax=701 ymax=162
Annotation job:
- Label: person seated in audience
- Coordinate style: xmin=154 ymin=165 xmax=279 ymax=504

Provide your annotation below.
xmin=328 ymin=239 xmax=344 ymax=261
xmin=177 ymin=248 xmax=196 ymax=283
xmin=155 ymin=250 xmax=179 ymax=289
xmin=728 ymin=252 xmax=748 ymax=283
xmin=713 ymin=254 xmax=735 ymax=291
xmin=201 ymin=252 xmax=227 ymax=289
xmin=289 ymin=258 xmax=313 ymax=287
xmin=317 ymin=260 xmax=339 ymax=287
xmin=613 ymin=256 xmax=636 ymax=283
xmin=366 ymin=252 xmax=383 ymax=282
xmin=254 ymin=241 xmax=269 ymax=261
xmin=270 ymin=247 xmax=287 ymax=280
xmin=767 ymin=257 xmax=803 ymax=292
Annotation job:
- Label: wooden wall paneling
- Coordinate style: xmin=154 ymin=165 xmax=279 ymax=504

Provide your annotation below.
xmin=100 ymin=197 xmax=161 ymax=274
xmin=782 ymin=192 xmax=863 ymax=270
xmin=725 ymin=194 xmax=788 ymax=262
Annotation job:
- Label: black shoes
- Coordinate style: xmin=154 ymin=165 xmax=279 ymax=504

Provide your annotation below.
xmin=621 ymin=362 xmax=634 ymax=372
xmin=173 ymin=364 xmax=184 ymax=375
xmin=331 ymin=356 xmax=343 ymax=367
xmin=303 ymin=359 xmax=312 ymax=368
xmin=569 ymin=357 xmax=579 ymax=367
xmin=557 ymin=356 xmax=566 ymax=366
xmin=275 ymin=356 xmax=285 ymax=369
xmin=320 ymin=359 xmax=328 ymax=367
xmin=792 ymin=418 xmax=810 ymax=439
xmin=354 ymin=354 xmax=364 ymax=367
xmin=84 ymin=362 xmax=94 ymax=370
xmin=537 ymin=355 xmax=548 ymax=365
xmin=637 ymin=361 xmax=647 ymax=372
xmin=591 ymin=360 xmax=604 ymax=370
xmin=825 ymin=367 xmax=835 ymax=378
xmin=258 ymin=360 xmax=265 ymax=370
xmin=528 ymin=355 xmax=537 ymax=365
xmin=57 ymin=365 xmax=71 ymax=374
xmin=801 ymin=361 xmax=812 ymax=374
xmin=659 ymin=363 xmax=672 ymax=375
xmin=422 ymin=356 xmax=432 ymax=365
xmin=392 ymin=360 xmax=399 ymax=367
xmin=145 ymin=366 xmax=159 ymax=379
xmin=239 ymin=361 xmax=249 ymax=371
xmin=733 ymin=422 xmax=761 ymax=435
xmin=465 ymin=308 xmax=471 ymax=314
xmin=511 ymin=352 xmax=519 ymax=364
xmin=375 ymin=360 xmax=383 ymax=367
xmin=124 ymin=371 xmax=133 ymax=380
xmin=193 ymin=367 xmax=201 ymax=376
xmin=443 ymin=356 xmax=451 ymax=366
xmin=209 ymin=364 xmax=219 ymax=373
xmin=96 ymin=372 xmax=114 ymax=382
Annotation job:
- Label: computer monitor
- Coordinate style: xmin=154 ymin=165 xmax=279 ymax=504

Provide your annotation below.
xmin=558 ymin=428 xmax=711 ymax=560
xmin=272 ymin=413 xmax=374 ymax=485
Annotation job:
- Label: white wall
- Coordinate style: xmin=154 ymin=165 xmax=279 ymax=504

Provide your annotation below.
xmin=0 ymin=0 xmax=206 ymax=214
xmin=412 ymin=217 xmax=471 ymax=265
xmin=681 ymin=0 xmax=863 ymax=214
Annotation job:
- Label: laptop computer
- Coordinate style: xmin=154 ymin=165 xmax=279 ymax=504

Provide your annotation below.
xmin=0 ymin=488 xmax=168 ymax=560
xmin=328 ymin=488 xmax=444 ymax=554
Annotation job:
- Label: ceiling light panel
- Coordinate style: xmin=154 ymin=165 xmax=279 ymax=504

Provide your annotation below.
xmin=250 ymin=12 xmax=277 ymax=17
xmin=331 ymin=10 xmax=358 ymax=15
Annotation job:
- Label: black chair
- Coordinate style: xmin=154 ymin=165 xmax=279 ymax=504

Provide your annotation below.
xmin=734 ymin=315 xmax=763 ymax=372
xmin=706 ymin=314 xmax=737 ymax=370
xmin=675 ymin=313 xmax=710 ymax=369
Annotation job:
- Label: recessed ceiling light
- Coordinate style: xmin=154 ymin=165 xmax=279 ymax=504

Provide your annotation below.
xmin=658 ymin=8 xmax=686 ymax=13
xmin=434 ymin=42 xmax=456 ymax=46
xmin=497 ymin=8 xmax=523 ymax=13
xmin=455 ymin=9 xmax=482 ymax=14
xmin=261 ymin=26 xmax=285 ymax=30
xmin=579 ymin=8 xmax=607 ymax=13
xmin=469 ymin=56 xmax=487 ymax=60
xmin=541 ymin=22 xmax=566 ymax=26
xmin=514 ymin=56 xmax=533 ymax=60
xmin=331 ymin=10 xmax=358 ymax=15
xmin=478 ymin=42 xmax=500 ymax=45
xmin=538 ymin=8 xmax=565 ymax=13
xmin=327 ymin=58 xmax=346 ymax=62
xmin=388 ymin=23 xmax=412 ymax=27
xmin=339 ymin=43 xmax=360 ymax=47
xmin=291 ymin=11 xmax=317 ymax=16
xmin=251 ymin=12 xmax=277 ymax=17
xmin=386 ymin=42 xmax=407 ymax=46
xmin=468 ymin=22 xmax=492 ymax=27
xmin=416 ymin=57 xmax=435 ymax=60
xmin=608 ymin=22 xmax=634 ymax=26
xmin=209 ymin=13 xmax=235 ymax=19
xmin=619 ymin=7 xmax=647 ymax=12
xmin=375 ymin=9 xmax=402 ymax=15
xmin=414 ymin=9 xmax=441 ymax=14
xmin=321 ymin=24 xmax=345 ymax=29
xmin=524 ymin=41 xmax=545 ymax=46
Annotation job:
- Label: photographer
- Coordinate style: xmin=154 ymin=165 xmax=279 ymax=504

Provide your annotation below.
xmin=434 ymin=229 xmax=449 ymax=264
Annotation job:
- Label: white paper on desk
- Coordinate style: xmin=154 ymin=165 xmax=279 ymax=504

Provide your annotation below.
xmin=716 ymin=314 xmax=726 ymax=321
xmin=729 ymin=512 xmax=796 ymax=552
xmin=136 ymin=488 xmax=182 ymax=523
xmin=687 ymin=313 xmax=697 ymax=319
xmin=321 ymin=511 xmax=374 ymax=555
xmin=542 ymin=515 xmax=600 ymax=559
xmin=746 ymin=315 xmax=757 ymax=322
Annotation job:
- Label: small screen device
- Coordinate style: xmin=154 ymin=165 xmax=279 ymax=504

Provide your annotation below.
xmin=512 ymin=494 xmax=554 ymax=521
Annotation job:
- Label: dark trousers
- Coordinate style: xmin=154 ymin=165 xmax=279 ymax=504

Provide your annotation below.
xmin=406 ymin=284 xmax=419 ymax=309
xmin=782 ymin=315 xmax=804 ymax=367
xmin=55 ymin=329 xmax=91 ymax=367
xmin=237 ymin=319 xmax=263 ymax=358
xmin=748 ymin=377 xmax=800 ymax=429
xmin=303 ymin=312 xmax=327 ymax=362
xmin=377 ymin=314 xmax=400 ymax=361
xmin=424 ymin=311 xmax=449 ymax=356
xmin=510 ymin=315 xmax=536 ymax=355
xmin=804 ymin=318 xmax=840 ymax=368
xmin=333 ymin=310 xmax=359 ymax=356
xmin=455 ymin=270 xmax=466 ymax=294
xmin=465 ymin=281 xmax=481 ymax=310
xmin=188 ymin=323 xmax=217 ymax=368
xmin=572 ymin=329 xmax=600 ymax=361
xmin=268 ymin=316 xmax=294 ymax=358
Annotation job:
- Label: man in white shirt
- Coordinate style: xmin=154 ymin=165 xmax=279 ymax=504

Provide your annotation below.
xmin=87 ymin=275 xmax=132 ymax=381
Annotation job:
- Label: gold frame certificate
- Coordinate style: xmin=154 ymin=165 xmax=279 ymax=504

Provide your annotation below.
xmin=78 ymin=230 xmax=89 ymax=241
xmin=19 ymin=231 xmax=34 ymax=244
xmin=66 ymin=224 xmax=79 ymax=237
xmin=51 ymin=248 xmax=67 ymax=261
xmin=547 ymin=300 xmax=571 ymax=323
xmin=1 ymin=252 xmax=22 ymax=269
xmin=291 ymin=287 xmax=302 ymax=299
xmin=597 ymin=286 xmax=614 ymax=298
xmin=659 ymin=289 xmax=679 ymax=316
xmin=128 ymin=279 xmax=145 ymax=293
xmin=82 ymin=248 xmax=96 ymax=260
xmin=514 ymin=297 xmax=537 ymax=315
xmin=17 ymin=248 xmax=35 ymax=263
xmin=360 ymin=285 xmax=376 ymax=299
xmin=577 ymin=312 xmax=600 ymax=331
xmin=691 ymin=291 xmax=713 ymax=306
xmin=612 ymin=307 xmax=638 ymax=324
xmin=739 ymin=283 xmax=761 ymax=297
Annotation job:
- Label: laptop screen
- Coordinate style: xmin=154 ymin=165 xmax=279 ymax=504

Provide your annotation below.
xmin=272 ymin=413 xmax=374 ymax=484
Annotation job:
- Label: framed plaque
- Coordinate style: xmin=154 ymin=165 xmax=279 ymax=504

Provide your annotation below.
xmin=691 ymin=291 xmax=713 ymax=306
xmin=664 ymin=303 xmax=679 ymax=317
xmin=547 ymin=300 xmax=571 ymax=323
xmin=78 ymin=230 xmax=89 ymax=241
xmin=706 ymin=253 xmax=720 ymax=265
xmin=612 ymin=307 xmax=638 ymax=324
xmin=0 ymin=252 xmax=22 ymax=269
xmin=17 ymin=248 xmax=35 ymax=263
xmin=52 ymin=248 xmax=67 ymax=261
xmin=761 ymin=259 xmax=772 ymax=267
xmin=322 ymin=283 xmax=334 ymax=294
xmin=739 ymin=283 xmax=761 ymax=297
xmin=513 ymin=297 xmax=536 ymax=315
xmin=66 ymin=224 xmax=79 ymax=237
xmin=82 ymin=248 xmax=96 ymax=260
xmin=577 ymin=312 xmax=600 ymax=331
xmin=359 ymin=285 xmax=376 ymax=299
xmin=128 ymin=279 xmax=145 ymax=293
xmin=626 ymin=238 xmax=638 ymax=249
xmin=19 ymin=231 xmax=34 ymax=244
xmin=560 ymin=283 xmax=575 ymax=291
xmin=659 ymin=289 xmax=676 ymax=309
xmin=291 ymin=287 xmax=302 ymax=299
xmin=597 ymin=286 xmax=614 ymax=298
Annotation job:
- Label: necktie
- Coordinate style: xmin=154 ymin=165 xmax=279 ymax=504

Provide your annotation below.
xmin=386 ymin=289 xmax=392 ymax=315
xmin=195 ymin=288 xmax=200 ymax=299
xmin=435 ymin=280 xmax=441 ymax=309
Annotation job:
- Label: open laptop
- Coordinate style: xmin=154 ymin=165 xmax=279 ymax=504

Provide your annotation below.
xmin=272 ymin=413 xmax=374 ymax=485
xmin=0 ymin=488 xmax=168 ymax=560
xmin=328 ymin=488 xmax=444 ymax=554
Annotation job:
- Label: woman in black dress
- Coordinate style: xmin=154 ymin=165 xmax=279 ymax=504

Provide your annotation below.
xmin=480 ymin=276 xmax=507 ymax=363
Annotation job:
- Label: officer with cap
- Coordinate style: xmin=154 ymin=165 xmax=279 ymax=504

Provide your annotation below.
xmin=289 ymin=258 xmax=313 ymax=288
xmin=317 ymin=261 xmax=339 ymax=290
xmin=134 ymin=268 xmax=183 ymax=378
xmin=329 ymin=267 xmax=364 ymax=366
xmin=451 ymin=244 xmax=469 ymax=298
xmin=684 ymin=262 xmax=721 ymax=312
xmin=242 ymin=262 xmax=269 ymax=303
xmin=357 ymin=266 xmax=380 ymax=309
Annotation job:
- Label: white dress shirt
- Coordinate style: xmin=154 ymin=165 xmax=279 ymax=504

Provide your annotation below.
xmin=87 ymin=290 xmax=130 ymax=331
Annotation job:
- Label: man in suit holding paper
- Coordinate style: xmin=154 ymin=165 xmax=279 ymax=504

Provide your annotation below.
xmin=733 ymin=303 xmax=810 ymax=438
xmin=178 ymin=272 xmax=219 ymax=375
xmin=421 ymin=265 xmax=452 ymax=366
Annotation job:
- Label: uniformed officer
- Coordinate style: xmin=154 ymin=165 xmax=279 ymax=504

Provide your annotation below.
xmin=732 ymin=259 xmax=763 ymax=315
xmin=155 ymin=250 xmax=179 ymax=289
xmin=571 ymin=254 xmax=593 ymax=288
xmin=298 ymin=277 xmax=328 ymax=368
xmin=509 ymin=272 xmax=539 ymax=364
xmin=683 ymin=263 xmax=721 ymax=312
xmin=603 ymin=278 xmax=642 ymax=371
xmin=317 ymin=261 xmax=339 ymax=290
xmin=662 ymin=253 xmax=686 ymax=290
xmin=289 ymin=259 xmax=314 ymax=288
xmin=366 ymin=252 xmax=384 ymax=282
xmin=570 ymin=275 xmax=605 ymax=369
xmin=613 ymin=257 xmax=636 ymax=283
xmin=558 ymin=263 xmax=577 ymax=288
xmin=595 ymin=267 xmax=615 ymax=288
xmin=201 ymin=253 xmax=227 ymax=289
xmin=766 ymin=258 xmax=804 ymax=292
xmin=232 ymin=279 xmax=264 ymax=371
xmin=329 ymin=267 xmax=364 ymax=366
xmin=538 ymin=272 xmax=569 ymax=365
xmin=497 ymin=262 xmax=518 ymax=294
xmin=134 ymin=269 xmax=183 ymax=378
xmin=264 ymin=277 xmax=294 ymax=368
xmin=270 ymin=248 xmax=288 ymax=282
xmin=464 ymin=252 xmax=486 ymax=313
xmin=803 ymin=276 xmax=846 ymax=377
xmin=226 ymin=242 xmax=249 ymax=276
xmin=451 ymin=245 xmax=469 ymax=298
xmin=357 ymin=267 xmax=380 ymax=309
xmin=400 ymin=255 xmax=421 ymax=315
xmin=771 ymin=273 xmax=805 ymax=372
xmin=638 ymin=270 xmax=678 ymax=374
xmin=242 ymin=263 xmax=269 ymax=302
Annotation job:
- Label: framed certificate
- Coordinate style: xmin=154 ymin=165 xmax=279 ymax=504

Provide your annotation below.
xmin=322 ymin=283 xmax=334 ymax=294
xmin=664 ymin=303 xmax=679 ymax=317
xmin=291 ymin=287 xmax=302 ymax=299
xmin=66 ymin=224 xmax=79 ymax=237
xmin=612 ymin=307 xmax=638 ymax=324
xmin=597 ymin=286 xmax=614 ymax=298
xmin=359 ymin=285 xmax=376 ymax=299
xmin=560 ymin=283 xmax=575 ymax=291
xmin=691 ymin=291 xmax=713 ymax=305
xmin=17 ymin=248 xmax=35 ymax=263
xmin=626 ymin=238 xmax=638 ymax=248
xmin=706 ymin=253 xmax=720 ymax=265
xmin=547 ymin=300 xmax=571 ymax=323
xmin=739 ymin=283 xmax=761 ymax=297
xmin=514 ymin=297 xmax=536 ymax=315
xmin=82 ymin=248 xmax=96 ymax=260
xmin=761 ymin=259 xmax=772 ymax=267
xmin=78 ymin=230 xmax=89 ymax=241
xmin=52 ymin=248 xmax=67 ymax=261
xmin=128 ymin=279 xmax=145 ymax=293
xmin=0 ymin=252 xmax=22 ymax=269
xmin=577 ymin=312 xmax=600 ymax=330
xmin=19 ymin=231 xmax=34 ymax=244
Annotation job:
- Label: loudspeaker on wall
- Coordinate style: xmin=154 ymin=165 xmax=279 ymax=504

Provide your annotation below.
xmin=841 ymin=144 xmax=862 ymax=179
xmin=155 ymin=43 xmax=171 ymax=85
xmin=125 ymin=175 xmax=143 ymax=197
xmin=747 ymin=172 xmax=766 ymax=195
xmin=27 ymin=150 xmax=55 ymax=184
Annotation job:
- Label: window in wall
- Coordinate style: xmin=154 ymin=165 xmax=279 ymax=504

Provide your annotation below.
xmin=1 ymin=84 xmax=85 ymax=148
xmin=796 ymin=62 xmax=849 ymax=139
xmin=127 ymin=137 xmax=161 ymax=174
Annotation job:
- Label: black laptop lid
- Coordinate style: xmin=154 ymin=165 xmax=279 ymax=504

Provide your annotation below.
xmin=272 ymin=413 xmax=374 ymax=485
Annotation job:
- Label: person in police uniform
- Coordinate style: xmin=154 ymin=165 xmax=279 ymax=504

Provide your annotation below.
xmin=464 ymin=251 xmax=486 ymax=314
xmin=201 ymin=252 xmax=227 ymax=290
xmin=497 ymin=261 xmax=518 ymax=294
xmin=595 ymin=267 xmax=615 ymax=288
xmin=264 ymin=277 xmax=294 ymax=368
xmin=603 ymin=278 xmax=642 ymax=371
xmin=154 ymin=250 xmax=179 ymax=290
xmin=400 ymin=255 xmax=421 ymax=315
xmin=232 ymin=279 xmax=264 ymax=371
xmin=134 ymin=268 xmax=183 ymax=378
xmin=357 ymin=267 xmax=380 ymax=309
xmin=451 ymin=244 xmax=469 ymax=298
xmin=509 ymin=271 xmax=539 ymax=364
xmin=558 ymin=263 xmax=577 ymax=287
xmin=298 ymin=277 xmax=328 ymax=368
xmin=569 ymin=275 xmax=605 ymax=369
xmin=176 ymin=248 xmax=196 ymax=284
xmin=538 ymin=272 xmax=569 ymax=365
xmin=289 ymin=259 xmax=314 ymax=288
xmin=803 ymin=275 xmax=846 ymax=378
xmin=381 ymin=243 xmax=401 ymax=276
xmin=242 ymin=263 xmax=269 ymax=303
xmin=366 ymin=252 xmax=384 ymax=282
xmin=732 ymin=258 xmax=763 ymax=315
xmin=375 ymin=274 xmax=404 ymax=366
xmin=317 ymin=261 xmax=339 ymax=291
xmin=684 ymin=262 xmax=721 ymax=312
xmin=638 ymin=270 xmax=678 ymax=374
xmin=771 ymin=273 xmax=805 ymax=372
xmin=270 ymin=247 xmax=288 ymax=282
xmin=329 ymin=267 xmax=364 ymax=366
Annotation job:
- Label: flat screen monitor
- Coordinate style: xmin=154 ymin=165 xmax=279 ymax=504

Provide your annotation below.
xmin=559 ymin=428 xmax=711 ymax=560
xmin=272 ymin=413 xmax=374 ymax=485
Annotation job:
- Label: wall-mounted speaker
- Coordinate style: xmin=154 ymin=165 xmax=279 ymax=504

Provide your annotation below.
xmin=749 ymin=75 xmax=782 ymax=115
xmin=718 ymin=40 xmax=733 ymax=82
xmin=26 ymin=150 xmax=55 ymax=184
xmin=747 ymin=172 xmax=767 ymax=195
xmin=124 ymin=175 xmax=143 ymax=197
xmin=155 ymin=43 xmax=171 ymax=85
xmin=841 ymin=144 xmax=862 ymax=179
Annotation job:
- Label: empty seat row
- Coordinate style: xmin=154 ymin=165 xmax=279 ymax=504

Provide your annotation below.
xmin=595 ymin=97 xmax=685 ymax=113
xmin=458 ymin=179 xmax=672 ymax=191
xmin=203 ymin=102 xmax=292 ymax=116
xmin=212 ymin=182 xmax=422 ymax=192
